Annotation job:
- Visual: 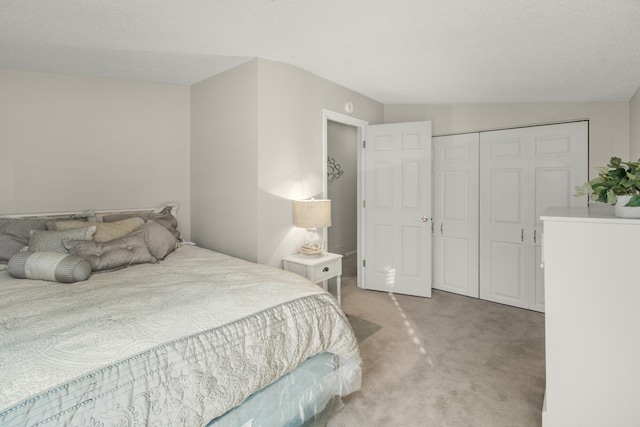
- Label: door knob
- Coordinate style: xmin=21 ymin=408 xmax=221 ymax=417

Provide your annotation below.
xmin=415 ymin=216 xmax=429 ymax=223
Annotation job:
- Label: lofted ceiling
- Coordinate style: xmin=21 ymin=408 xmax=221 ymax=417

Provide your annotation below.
xmin=1 ymin=0 xmax=639 ymax=104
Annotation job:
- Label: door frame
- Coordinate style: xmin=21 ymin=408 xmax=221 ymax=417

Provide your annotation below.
xmin=322 ymin=109 xmax=368 ymax=287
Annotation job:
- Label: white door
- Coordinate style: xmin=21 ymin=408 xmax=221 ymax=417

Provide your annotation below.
xmin=432 ymin=133 xmax=480 ymax=297
xmin=364 ymin=121 xmax=432 ymax=297
xmin=528 ymin=122 xmax=588 ymax=311
xmin=479 ymin=131 xmax=531 ymax=309
xmin=479 ymin=121 xmax=588 ymax=311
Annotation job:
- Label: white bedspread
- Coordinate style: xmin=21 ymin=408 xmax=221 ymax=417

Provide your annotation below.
xmin=0 ymin=245 xmax=361 ymax=426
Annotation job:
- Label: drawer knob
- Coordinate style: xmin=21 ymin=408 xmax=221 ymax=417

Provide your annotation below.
xmin=323 ymin=267 xmax=329 ymax=272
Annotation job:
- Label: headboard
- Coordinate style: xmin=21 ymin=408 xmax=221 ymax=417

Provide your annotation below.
xmin=0 ymin=203 xmax=178 ymax=221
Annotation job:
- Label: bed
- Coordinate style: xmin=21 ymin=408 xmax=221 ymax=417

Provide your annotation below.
xmin=0 ymin=206 xmax=362 ymax=426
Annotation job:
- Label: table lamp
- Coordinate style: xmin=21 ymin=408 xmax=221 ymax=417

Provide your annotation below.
xmin=293 ymin=199 xmax=331 ymax=256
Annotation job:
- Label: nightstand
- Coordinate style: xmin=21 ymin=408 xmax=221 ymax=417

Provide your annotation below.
xmin=282 ymin=252 xmax=343 ymax=306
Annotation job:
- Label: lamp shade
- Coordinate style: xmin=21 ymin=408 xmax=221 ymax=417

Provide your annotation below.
xmin=293 ymin=199 xmax=331 ymax=229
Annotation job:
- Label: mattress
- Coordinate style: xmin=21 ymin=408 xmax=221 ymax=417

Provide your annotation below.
xmin=0 ymin=245 xmax=362 ymax=426
xmin=208 ymin=352 xmax=359 ymax=427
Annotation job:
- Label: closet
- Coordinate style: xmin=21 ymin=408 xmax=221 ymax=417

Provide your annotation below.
xmin=432 ymin=121 xmax=588 ymax=312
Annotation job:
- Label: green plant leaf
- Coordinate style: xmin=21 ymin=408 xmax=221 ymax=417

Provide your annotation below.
xmin=577 ymin=157 xmax=640 ymax=204
xmin=626 ymin=194 xmax=640 ymax=207
xmin=607 ymin=168 xmax=627 ymax=179
xmin=609 ymin=157 xmax=622 ymax=167
xmin=574 ymin=183 xmax=591 ymax=198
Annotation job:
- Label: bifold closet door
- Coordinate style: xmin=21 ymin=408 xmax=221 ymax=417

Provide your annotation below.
xmin=479 ymin=122 xmax=588 ymax=312
xmin=432 ymin=133 xmax=479 ymax=297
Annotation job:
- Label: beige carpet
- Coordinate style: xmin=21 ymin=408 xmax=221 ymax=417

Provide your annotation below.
xmin=327 ymin=255 xmax=545 ymax=427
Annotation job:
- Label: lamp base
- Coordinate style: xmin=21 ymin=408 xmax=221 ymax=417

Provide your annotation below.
xmin=298 ymin=228 xmax=325 ymax=256
xmin=297 ymin=248 xmax=327 ymax=257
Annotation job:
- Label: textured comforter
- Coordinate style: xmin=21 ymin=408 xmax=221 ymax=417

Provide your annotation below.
xmin=0 ymin=245 xmax=362 ymax=426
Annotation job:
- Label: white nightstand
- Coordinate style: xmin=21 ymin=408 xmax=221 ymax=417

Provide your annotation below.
xmin=282 ymin=252 xmax=343 ymax=306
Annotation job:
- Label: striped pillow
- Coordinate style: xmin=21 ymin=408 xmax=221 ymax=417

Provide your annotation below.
xmin=0 ymin=218 xmax=49 ymax=262
xmin=8 ymin=252 xmax=92 ymax=283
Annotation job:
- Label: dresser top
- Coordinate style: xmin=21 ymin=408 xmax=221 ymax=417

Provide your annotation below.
xmin=541 ymin=206 xmax=640 ymax=224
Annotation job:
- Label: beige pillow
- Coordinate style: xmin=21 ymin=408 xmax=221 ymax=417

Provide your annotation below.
xmin=53 ymin=217 xmax=144 ymax=242
xmin=134 ymin=220 xmax=179 ymax=260
xmin=102 ymin=204 xmax=180 ymax=239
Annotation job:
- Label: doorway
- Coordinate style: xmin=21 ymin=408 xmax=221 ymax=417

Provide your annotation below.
xmin=327 ymin=120 xmax=358 ymax=277
xmin=322 ymin=110 xmax=367 ymax=286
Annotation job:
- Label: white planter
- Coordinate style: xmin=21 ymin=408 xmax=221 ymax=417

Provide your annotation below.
xmin=614 ymin=195 xmax=640 ymax=218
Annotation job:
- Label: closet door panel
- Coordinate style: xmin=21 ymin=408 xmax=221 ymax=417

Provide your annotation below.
xmin=529 ymin=122 xmax=588 ymax=311
xmin=489 ymin=241 xmax=527 ymax=304
xmin=480 ymin=121 xmax=588 ymax=312
xmin=535 ymin=168 xmax=572 ymax=216
xmin=532 ymin=245 xmax=545 ymax=312
xmin=442 ymin=236 xmax=469 ymax=291
xmin=479 ymin=133 xmax=530 ymax=308
xmin=432 ymin=134 xmax=479 ymax=297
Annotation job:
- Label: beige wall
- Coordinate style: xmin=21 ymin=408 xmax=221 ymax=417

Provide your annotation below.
xmin=5 ymin=64 xmax=635 ymax=265
xmin=0 ymin=69 xmax=191 ymax=237
xmin=256 ymin=59 xmax=383 ymax=266
xmin=190 ymin=60 xmax=259 ymax=260
xmin=630 ymin=87 xmax=640 ymax=160
xmin=385 ymin=102 xmax=630 ymax=177
xmin=0 ymin=62 xmax=383 ymax=265
xmin=190 ymin=59 xmax=383 ymax=265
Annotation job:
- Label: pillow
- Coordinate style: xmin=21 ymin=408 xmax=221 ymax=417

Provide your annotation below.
xmin=51 ymin=217 xmax=144 ymax=242
xmin=134 ymin=220 xmax=179 ymax=260
xmin=64 ymin=231 xmax=156 ymax=271
xmin=102 ymin=204 xmax=180 ymax=239
xmin=8 ymin=251 xmax=92 ymax=283
xmin=70 ymin=210 xmax=97 ymax=221
xmin=0 ymin=218 xmax=49 ymax=262
xmin=28 ymin=227 xmax=97 ymax=254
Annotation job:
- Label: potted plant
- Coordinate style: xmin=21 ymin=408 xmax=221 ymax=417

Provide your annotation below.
xmin=575 ymin=156 xmax=640 ymax=218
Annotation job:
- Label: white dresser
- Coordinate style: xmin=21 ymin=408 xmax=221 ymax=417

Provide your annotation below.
xmin=541 ymin=207 xmax=640 ymax=427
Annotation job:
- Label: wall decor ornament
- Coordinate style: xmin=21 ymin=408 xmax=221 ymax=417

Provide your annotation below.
xmin=327 ymin=156 xmax=344 ymax=184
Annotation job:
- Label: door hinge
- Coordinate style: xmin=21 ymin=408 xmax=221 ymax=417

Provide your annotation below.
xmin=362 ymin=199 xmax=366 ymax=208
xmin=363 ymin=140 xmax=366 ymax=148
xmin=362 ymin=259 xmax=366 ymax=267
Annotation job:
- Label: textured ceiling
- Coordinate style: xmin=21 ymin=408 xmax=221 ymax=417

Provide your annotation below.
xmin=1 ymin=0 xmax=639 ymax=104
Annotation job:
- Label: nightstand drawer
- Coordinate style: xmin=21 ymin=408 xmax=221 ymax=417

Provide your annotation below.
xmin=312 ymin=260 xmax=342 ymax=282
xmin=282 ymin=252 xmax=343 ymax=306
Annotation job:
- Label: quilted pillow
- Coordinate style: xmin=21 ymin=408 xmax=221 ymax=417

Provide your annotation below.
xmin=0 ymin=218 xmax=49 ymax=263
xmin=28 ymin=227 xmax=97 ymax=253
xmin=64 ymin=231 xmax=155 ymax=271
xmin=134 ymin=220 xmax=179 ymax=260
xmin=8 ymin=251 xmax=92 ymax=283
xmin=51 ymin=217 xmax=144 ymax=242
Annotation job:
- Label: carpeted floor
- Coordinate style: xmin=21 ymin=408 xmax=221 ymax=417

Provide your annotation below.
xmin=327 ymin=255 xmax=545 ymax=427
